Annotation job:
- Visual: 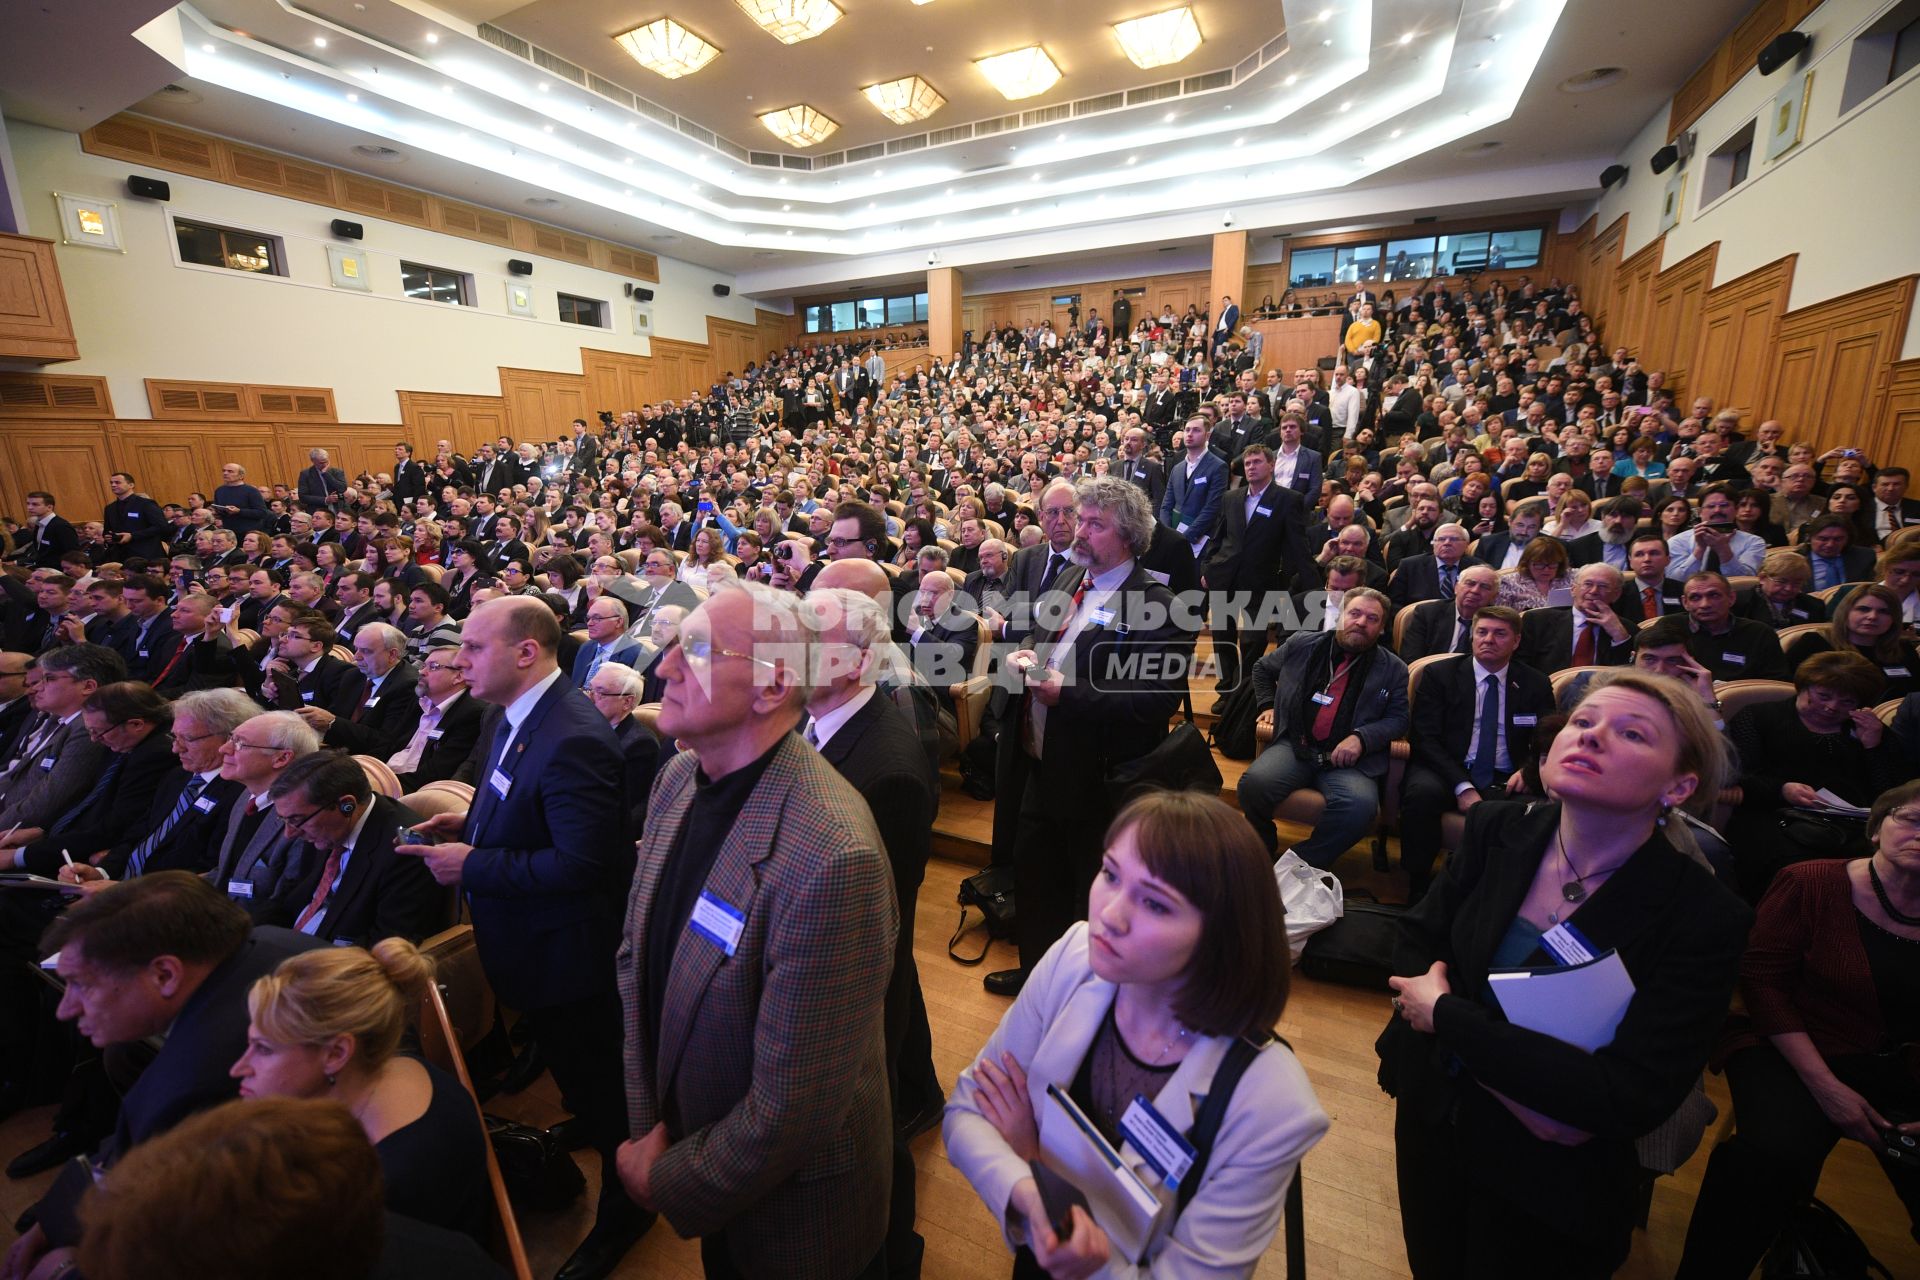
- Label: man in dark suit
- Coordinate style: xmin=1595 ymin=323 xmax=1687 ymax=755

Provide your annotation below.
xmin=296 ymin=449 xmax=348 ymax=509
xmin=1398 ymin=565 xmax=1501 ymax=661
xmin=1203 ymin=444 xmax=1312 ymax=700
xmin=583 ymin=660 xmax=662 ymax=838
xmin=14 ymin=876 xmax=323 ymax=1271
xmin=1737 ymin=551 xmax=1828 ymax=628
xmin=398 ymin=597 xmax=646 ymax=1280
xmin=1796 ymin=516 xmax=1877 ymax=594
xmin=1264 ymin=412 xmax=1323 ymax=504
xmin=300 ymin=621 xmax=420 ymax=760
xmin=149 ymin=593 xmax=241 ymax=697
xmin=103 ymin=473 xmax=169 ymax=562
xmin=332 ymin=573 xmax=385 ymax=646
xmin=1115 ymin=426 xmax=1166 ymax=510
xmin=11 ymin=493 xmax=78 ymax=571
xmin=803 ymin=588 xmax=941 ymax=1277
xmin=119 ymin=575 xmax=178 ymax=685
xmin=260 ymin=751 xmax=446 ymax=945
xmin=1383 ymin=495 xmax=1447 ymax=571
xmin=1679 ymin=571 xmax=1790 ymax=680
xmin=1158 ymin=416 xmax=1228 ymax=559
xmin=1615 ymin=532 xmax=1685 ymax=624
xmin=1520 ymin=564 xmax=1638 ymax=674
xmin=1399 ymin=606 xmax=1554 ymax=900
xmin=1473 ymin=505 xmax=1545 ymax=573
xmin=1387 ymin=523 xmax=1485 ymax=617
xmin=1871 ymin=467 xmax=1920 ymax=540
xmin=389 ymin=443 xmax=428 ymax=506
xmin=572 ymin=597 xmax=645 ymax=688
xmin=615 ymin=582 xmax=895 ymax=1280
xmin=260 ymin=614 xmax=360 ymax=717
xmin=390 ymin=638 xmax=487 ymax=793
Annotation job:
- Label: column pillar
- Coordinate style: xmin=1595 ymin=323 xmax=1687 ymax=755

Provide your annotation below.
xmin=1209 ymin=229 xmax=1247 ymax=337
xmin=927 ymin=265 xmax=963 ymax=361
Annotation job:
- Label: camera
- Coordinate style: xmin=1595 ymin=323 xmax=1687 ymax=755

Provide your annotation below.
xmin=773 ymin=542 xmax=797 ymax=563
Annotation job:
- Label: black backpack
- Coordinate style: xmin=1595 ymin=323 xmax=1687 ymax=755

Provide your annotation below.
xmin=1298 ymin=892 xmax=1405 ymax=991
xmin=1208 ymin=676 xmax=1262 ymax=760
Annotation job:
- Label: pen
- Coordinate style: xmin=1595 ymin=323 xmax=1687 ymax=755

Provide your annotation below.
xmin=60 ymin=849 xmax=73 ymax=868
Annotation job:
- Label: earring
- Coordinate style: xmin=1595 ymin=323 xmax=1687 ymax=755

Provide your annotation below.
xmin=325 ymin=1073 xmax=337 ymax=1087
xmin=1656 ymin=804 xmax=1672 ymax=827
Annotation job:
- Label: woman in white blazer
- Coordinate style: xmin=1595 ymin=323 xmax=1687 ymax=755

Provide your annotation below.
xmin=945 ymin=791 xmax=1329 ymax=1278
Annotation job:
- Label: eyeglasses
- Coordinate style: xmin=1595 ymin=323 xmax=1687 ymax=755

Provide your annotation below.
xmin=421 ymin=660 xmax=458 ymax=675
xmin=277 ymin=805 xmax=325 ymax=831
xmin=587 ymin=686 xmax=636 ymax=700
xmin=87 ymin=720 xmax=127 ymax=742
xmin=170 ymin=729 xmax=225 ymax=747
xmin=226 ymin=738 xmax=281 ymax=753
xmin=671 ymin=635 xmax=776 ymax=671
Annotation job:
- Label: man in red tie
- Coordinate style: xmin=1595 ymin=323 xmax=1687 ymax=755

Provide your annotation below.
xmin=1621 ymin=531 xmax=1678 ymax=623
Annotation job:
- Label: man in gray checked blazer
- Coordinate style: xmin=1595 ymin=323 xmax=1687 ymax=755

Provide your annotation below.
xmin=0 ymin=643 xmax=121 ymax=839
xmin=615 ymin=582 xmax=897 ymax=1280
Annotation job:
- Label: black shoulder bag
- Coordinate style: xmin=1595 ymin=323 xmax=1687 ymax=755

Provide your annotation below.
xmin=1178 ymin=1034 xmax=1307 ymax=1280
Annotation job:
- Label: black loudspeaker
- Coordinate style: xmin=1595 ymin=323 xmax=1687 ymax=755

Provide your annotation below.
xmin=1599 ymin=164 xmax=1629 ymax=188
xmin=127 ymin=175 xmax=171 ymax=200
xmin=711 ymin=284 xmax=730 ymax=297
xmin=1756 ymin=31 xmax=1810 ymax=75
xmin=1650 ymin=145 xmax=1680 ymax=175
xmin=330 ymin=218 xmax=364 ymax=240
xmin=508 ymin=259 xmax=534 ymax=276
xmin=634 ymin=286 xmax=654 ymax=302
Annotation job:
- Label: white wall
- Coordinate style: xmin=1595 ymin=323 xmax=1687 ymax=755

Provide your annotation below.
xmin=1581 ymin=0 xmax=1920 ymax=355
xmin=6 ymin=120 xmax=764 ymax=421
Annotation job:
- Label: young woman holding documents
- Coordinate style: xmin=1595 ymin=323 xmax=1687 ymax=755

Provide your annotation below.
xmin=945 ymin=791 xmax=1327 ymax=1278
xmin=1675 ymin=778 xmax=1920 ymax=1276
xmin=1379 ymin=671 xmax=1752 ymax=1278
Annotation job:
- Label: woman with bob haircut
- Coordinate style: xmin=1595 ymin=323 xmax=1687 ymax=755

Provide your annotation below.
xmin=1379 ymin=670 xmax=1751 ymax=1278
xmin=232 ymin=939 xmax=490 ymax=1241
xmin=1783 ymin=582 xmax=1920 ymax=699
xmin=945 ymin=790 xmax=1328 ymax=1278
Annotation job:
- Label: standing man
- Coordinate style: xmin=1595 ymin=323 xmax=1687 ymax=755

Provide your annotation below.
xmin=1158 ymin=415 xmax=1227 ymax=559
xmin=1203 ymin=443 xmax=1310 ymax=703
xmin=297 ymin=448 xmax=347 ymax=509
xmin=11 ymin=494 xmax=77 ymax=571
xmin=616 ymin=581 xmax=896 ymax=1279
xmin=398 ymin=596 xmax=645 ymax=1280
xmin=103 ymin=474 xmax=167 ymax=562
xmin=390 ymin=443 xmax=427 ymax=505
xmin=211 ymin=463 xmax=270 ymax=537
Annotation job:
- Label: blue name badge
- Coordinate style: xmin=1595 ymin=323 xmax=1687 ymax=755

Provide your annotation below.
xmin=1540 ymin=920 xmax=1599 ymax=966
xmin=227 ymin=879 xmax=254 ymax=899
xmin=1119 ymin=1094 xmax=1198 ymax=1190
xmin=689 ymin=890 xmax=746 ymax=956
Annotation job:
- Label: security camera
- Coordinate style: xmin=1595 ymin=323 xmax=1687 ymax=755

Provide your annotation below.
xmin=1222 ymin=210 xmax=1235 ymax=228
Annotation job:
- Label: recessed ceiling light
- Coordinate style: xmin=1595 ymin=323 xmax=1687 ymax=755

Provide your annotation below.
xmin=543 ymin=124 xmax=554 ymax=132
xmin=614 ymin=18 xmax=721 ymax=79
xmin=1112 ymin=7 xmax=1203 ymax=70
xmin=623 ymin=189 xmax=632 ymax=196
xmin=538 ymin=82 xmax=550 ymax=91
xmin=787 ymin=229 xmax=795 ymax=235
xmin=1390 ymin=128 xmax=1402 ymax=137
xmin=736 ymin=0 xmax=843 ymax=44
xmin=346 ymin=92 xmax=359 ymax=102
xmin=1285 ymin=73 xmax=1298 ymax=85
xmin=313 ymin=37 xmax=327 ymax=47
xmin=868 ymin=201 xmax=876 ymax=207
xmin=759 ymin=104 xmax=838 ymax=146
xmin=425 ymin=33 xmax=438 ymax=43
xmin=1317 ymin=7 xmax=1332 ymax=19
xmin=1339 ymin=100 xmax=1351 ymax=111
xmin=778 ymin=176 xmax=789 ymax=184
xmin=863 ymin=74 xmax=946 ymax=124
xmin=1163 ymin=110 xmax=1177 ymax=122
xmin=1233 ymin=137 xmax=1244 ymax=146
xmin=873 ymin=168 xmax=884 ymax=176
xmin=975 ymin=45 xmax=1061 ymax=100
xmin=1399 ymin=31 xmax=1414 ymax=45
xmin=202 ymin=43 xmax=215 ymax=52
xmin=624 ymin=156 xmax=634 ymax=164
xmin=781 ymin=203 xmax=791 ymax=210
xmin=1011 ymin=206 xmax=1021 ymax=214
xmin=1030 ymin=171 xmax=1041 ymax=180
xmin=1321 ymin=38 xmax=1332 ymax=47
xmin=441 ymin=84 xmax=453 ymax=93
xmin=1127 ymin=154 xmax=1139 ymax=164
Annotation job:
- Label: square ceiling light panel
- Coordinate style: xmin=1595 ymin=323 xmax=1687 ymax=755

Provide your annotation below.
xmin=613 ymin=18 xmax=721 ymax=79
xmin=736 ymin=0 xmax=843 ymax=44
xmin=759 ymin=103 xmax=839 ymax=146
xmin=975 ymin=45 xmax=1062 ymax=100
xmin=863 ymin=75 xmax=946 ymax=124
xmin=1113 ymin=7 xmax=1203 ymax=70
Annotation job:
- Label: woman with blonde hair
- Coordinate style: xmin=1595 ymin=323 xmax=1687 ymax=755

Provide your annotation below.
xmin=1497 ymin=534 xmax=1573 ymax=611
xmin=233 ymin=940 xmax=490 ymax=1240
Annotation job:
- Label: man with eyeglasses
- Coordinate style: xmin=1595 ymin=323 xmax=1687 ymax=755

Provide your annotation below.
xmin=398 ymin=596 xmax=646 ymax=1280
xmin=299 ymin=622 xmax=419 ymax=760
xmin=260 ymin=613 xmax=358 ymax=717
xmin=205 ymin=708 xmax=322 ymax=908
xmin=390 ymin=637 xmax=486 ymax=793
xmin=0 ymin=644 xmax=121 ymax=832
xmin=151 ymin=593 xmax=241 ymax=699
xmin=572 ymin=597 xmax=642 ymax=689
xmin=584 ymin=660 xmax=661 ymax=835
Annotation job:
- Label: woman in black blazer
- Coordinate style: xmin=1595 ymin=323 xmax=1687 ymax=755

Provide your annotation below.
xmin=1378 ymin=670 xmax=1752 ymax=1278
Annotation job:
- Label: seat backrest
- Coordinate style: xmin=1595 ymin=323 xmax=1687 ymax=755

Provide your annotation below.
xmin=1875 ymin=697 xmax=1904 ymax=727
xmin=1550 ymin=664 xmax=1610 ymax=710
xmin=1392 ymin=604 xmax=1416 ymax=652
xmin=970 ymin=618 xmax=993 ymax=680
xmin=402 ymin=786 xmax=469 ymax=819
xmin=352 ymin=754 xmax=403 ymax=799
xmin=1714 ymin=679 xmax=1797 ymax=722
xmin=416 ymin=563 xmax=444 ymax=584
xmin=1724 ymin=575 xmax=1760 ymax=597
xmin=1775 ymin=622 xmax=1827 ymax=652
xmin=1405 ymin=652 xmax=1453 ymax=704
xmin=616 ymin=548 xmax=641 ymax=573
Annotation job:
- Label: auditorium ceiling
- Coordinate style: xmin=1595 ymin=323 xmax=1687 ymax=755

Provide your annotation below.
xmin=2 ymin=0 xmax=1760 ymax=283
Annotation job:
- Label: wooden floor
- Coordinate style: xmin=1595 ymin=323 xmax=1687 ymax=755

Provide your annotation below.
xmin=2 ymin=812 xmax=1915 ymax=1277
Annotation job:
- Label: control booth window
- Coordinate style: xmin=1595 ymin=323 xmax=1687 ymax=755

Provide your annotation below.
xmin=401 ymin=262 xmax=471 ymax=306
xmin=174 ymin=217 xmax=284 ymax=276
xmin=558 ymin=293 xmax=609 ymax=328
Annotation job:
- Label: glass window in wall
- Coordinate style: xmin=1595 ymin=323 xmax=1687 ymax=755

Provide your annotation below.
xmin=1334 ymin=243 xmax=1382 ymax=283
xmin=915 ymin=291 xmax=929 ymax=321
xmin=1382 ymin=237 xmax=1436 ymax=281
xmin=886 ymin=295 xmax=914 ymax=324
xmin=1487 ymin=229 xmax=1544 ymax=270
xmin=1287 ymin=247 xmax=1335 ymax=288
xmin=830 ymin=300 xmax=856 ymax=330
xmin=857 ymin=297 xmax=886 ymax=328
xmin=1436 ymin=233 xmax=1490 ymax=274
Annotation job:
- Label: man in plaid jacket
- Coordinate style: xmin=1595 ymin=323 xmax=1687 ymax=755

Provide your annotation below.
xmin=616 ymin=581 xmax=898 ymax=1279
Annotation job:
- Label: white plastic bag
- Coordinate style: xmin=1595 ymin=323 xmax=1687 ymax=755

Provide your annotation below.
xmin=1275 ymin=851 xmax=1344 ymax=963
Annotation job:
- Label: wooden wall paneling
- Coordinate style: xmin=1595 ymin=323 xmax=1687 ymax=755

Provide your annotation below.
xmin=0 ymin=373 xmax=112 ymax=417
xmin=1769 ymin=277 xmax=1917 ymax=452
xmin=498 ymin=368 xmax=588 ymax=443
xmin=396 ymin=391 xmax=513 ymax=458
xmin=1611 ymin=236 xmax=1663 ymax=355
xmin=0 ymin=234 xmax=80 ymax=363
xmin=247 ymin=385 xmax=337 ymax=421
xmin=146 ymin=379 xmax=251 ymax=419
xmin=1878 ymin=359 xmax=1920 ymax=474
xmin=1690 ymin=256 xmax=1795 ymax=416
xmin=582 ymin=351 xmax=625 ymax=420
xmin=79 ymin=116 xmax=221 ymax=180
xmin=1580 ymin=216 xmax=1628 ymax=335
xmin=1642 ymin=245 xmax=1717 ymax=392
xmin=3 ymin=426 xmax=114 ymax=517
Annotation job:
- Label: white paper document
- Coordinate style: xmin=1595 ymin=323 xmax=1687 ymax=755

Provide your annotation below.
xmin=1040 ymin=1083 xmax=1164 ymax=1261
xmin=1488 ymin=949 xmax=1636 ymax=1052
xmin=1811 ymin=788 xmax=1869 ymax=817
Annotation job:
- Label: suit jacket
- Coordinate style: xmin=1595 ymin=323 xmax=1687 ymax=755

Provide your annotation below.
xmin=617 ymin=736 xmax=895 ymax=1279
xmin=1471 ymin=530 xmax=1530 ymax=571
xmin=1159 ymin=450 xmax=1229 ymax=551
xmin=104 ymin=494 xmax=169 ymax=561
xmin=262 ymin=794 xmax=448 ymax=945
xmin=323 ymin=662 xmax=422 ymax=759
xmin=0 ymin=715 xmax=108 ymax=833
xmin=1734 ymin=586 xmax=1828 ymax=629
xmin=570 ymin=636 xmax=644 ymax=688
xmin=269 ymin=654 xmax=362 ymax=717
xmin=1263 ymin=441 xmax=1324 ymax=505
xmin=1685 ymin=618 xmax=1791 ymax=681
xmin=1397 ymin=600 xmax=1473 ymax=662
xmin=125 ymin=611 xmax=179 ymax=683
xmin=391 ymin=460 xmax=429 ymax=504
xmin=1407 ymin=656 xmax=1555 ymax=791
xmin=1613 ymin=576 xmax=1685 ymax=624
xmin=334 ymin=600 xmax=385 ymax=645
xmin=1117 ymin=456 xmax=1167 ymax=510
xmin=1251 ymin=633 xmax=1409 ymax=777
xmin=397 ymin=690 xmax=488 ymax=792
xmin=1388 ymin=554 xmax=1487 ymax=615
xmin=1791 ymin=543 xmax=1876 ymax=589
xmin=15 ymin=514 xmax=78 ymax=570
xmin=153 ymin=631 xmax=241 ymax=697
xmin=461 ymin=675 xmax=632 ymax=1011
xmin=612 ymin=715 xmax=663 ymax=836
xmin=1518 ymin=606 xmax=1634 ymax=674
xmin=297 ymin=465 xmax=348 ymax=509
xmin=208 ymin=792 xmax=313 ymax=907
xmin=18 ymin=729 xmax=179 ymax=876
xmin=94 ymin=771 xmax=244 ymax=880
xmin=946 ymin=924 xmax=1327 ymax=1266
xmin=1376 ymin=801 xmax=1749 ymax=1250
xmin=1204 ymin=484 xmax=1313 ymax=595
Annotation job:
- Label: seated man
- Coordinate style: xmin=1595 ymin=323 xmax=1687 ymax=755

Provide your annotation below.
xmin=1737 ymin=549 xmax=1827 ymax=628
xmin=1398 ymin=564 xmax=1500 ymax=661
xmin=584 ymin=660 xmax=662 ymax=837
xmin=11 ymin=873 xmax=324 ymax=1270
xmin=1386 ymin=522 xmax=1484 ymax=616
xmin=1681 ymin=571 xmax=1790 ymax=681
xmin=205 ymin=710 xmax=322 ymax=909
xmin=1238 ymin=586 xmax=1407 ymax=866
xmin=301 ymin=622 xmax=420 ymax=760
xmin=1519 ymin=563 xmax=1636 ymax=674
xmin=391 ymin=638 xmax=487 ymax=792
xmin=1397 ymin=606 xmax=1553 ymax=901
xmin=0 ymin=643 xmax=124 ymax=835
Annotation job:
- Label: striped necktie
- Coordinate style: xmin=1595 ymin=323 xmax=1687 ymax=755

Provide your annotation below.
xmin=128 ymin=776 xmax=209 ymax=877
xmin=52 ymin=755 xmax=124 ymax=835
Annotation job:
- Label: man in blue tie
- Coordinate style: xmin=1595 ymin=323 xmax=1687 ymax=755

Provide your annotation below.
xmin=570 ymin=596 xmax=643 ymax=688
xmin=1397 ymin=607 xmax=1554 ymax=901
xmin=1801 ymin=516 xmax=1872 ymax=593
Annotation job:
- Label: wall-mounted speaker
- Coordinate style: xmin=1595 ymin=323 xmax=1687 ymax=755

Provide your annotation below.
xmin=127 ymin=175 xmax=171 ymax=200
xmin=1756 ymin=31 xmax=1810 ymax=75
xmin=330 ymin=219 xmax=364 ymax=240
xmin=1649 ymin=145 xmax=1680 ymax=175
xmin=507 ymin=259 xmax=534 ymax=276
xmin=711 ymin=284 xmax=730 ymax=297
xmin=1599 ymin=164 xmax=1629 ymax=189
xmin=633 ymin=286 xmax=654 ymax=302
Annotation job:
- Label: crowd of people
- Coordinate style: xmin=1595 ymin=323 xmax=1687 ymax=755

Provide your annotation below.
xmin=0 ymin=270 xmax=1915 ymax=1278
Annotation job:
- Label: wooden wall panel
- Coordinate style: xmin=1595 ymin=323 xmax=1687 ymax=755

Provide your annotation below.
xmin=1769 ymin=278 xmax=1917 ymax=454
xmin=396 ymin=392 xmax=512 ymax=459
xmin=1690 ymin=256 xmax=1795 ymax=416
xmin=3 ymin=427 xmax=115 ymax=517
xmin=1669 ymin=0 xmax=1823 ymax=141
xmin=0 ymin=373 xmax=112 ymax=417
xmin=1879 ymin=360 xmax=1920 ymax=475
xmin=0 ymin=234 xmax=80 ymax=363
xmin=499 ymin=368 xmax=589 ymax=443
xmin=1643 ymin=245 xmax=1718 ymax=392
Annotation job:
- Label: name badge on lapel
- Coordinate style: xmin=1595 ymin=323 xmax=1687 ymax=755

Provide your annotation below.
xmin=1887 ymin=666 xmax=1912 ymax=678
xmin=690 ymin=891 xmax=746 ymax=956
xmin=301 ymin=690 xmax=317 ymax=702
xmin=227 ymin=880 xmax=254 ymax=899
xmin=38 ymin=756 xmax=56 ymax=772
xmin=1256 ymin=506 xmax=1273 ymax=518
xmin=1722 ymin=652 xmax=1746 ymax=666
xmin=1119 ymin=1095 xmax=1198 ymax=1190
xmin=364 ymin=697 xmax=380 ymax=708
xmin=488 ymin=768 xmax=512 ymax=799
xmin=193 ymin=795 xmax=217 ymax=813
xmin=1513 ymin=714 xmax=1538 ymax=727
xmin=1089 ymin=607 xmax=1116 ymax=627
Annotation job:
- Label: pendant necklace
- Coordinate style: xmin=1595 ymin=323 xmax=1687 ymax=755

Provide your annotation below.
xmin=1549 ymin=830 xmax=1631 ymax=926
xmin=1869 ymin=860 xmax=1920 ymax=927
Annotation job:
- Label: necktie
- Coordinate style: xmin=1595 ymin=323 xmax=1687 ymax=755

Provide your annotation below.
xmin=1310 ymin=655 xmax=1355 ymax=742
xmin=294 ymin=846 xmax=345 ymax=933
xmin=152 ymin=637 xmax=192 ymax=688
xmin=350 ymin=678 xmax=375 ymax=723
xmin=41 ymin=615 xmax=61 ymax=650
xmin=1039 ymin=552 xmax=1067 ymax=594
xmin=1470 ymin=674 xmax=1501 ymax=789
xmin=804 ymin=720 xmax=821 ymax=749
xmin=389 ymin=710 xmax=440 ymax=775
xmin=1643 ymin=586 xmax=1658 ymax=618
xmin=1453 ymin=618 xmax=1472 ymax=654
xmin=52 ymin=755 xmax=124 ymax=835
xmin=1439 ymin=565 xmax=1456 ymax=600
xmin=128 ymin=776 xmax=208 ymax=877
xmin=1573 ymin=621 xmax=1598 ymax=667
xmin=1703 ymin=544 xmax=1723 ymax=573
